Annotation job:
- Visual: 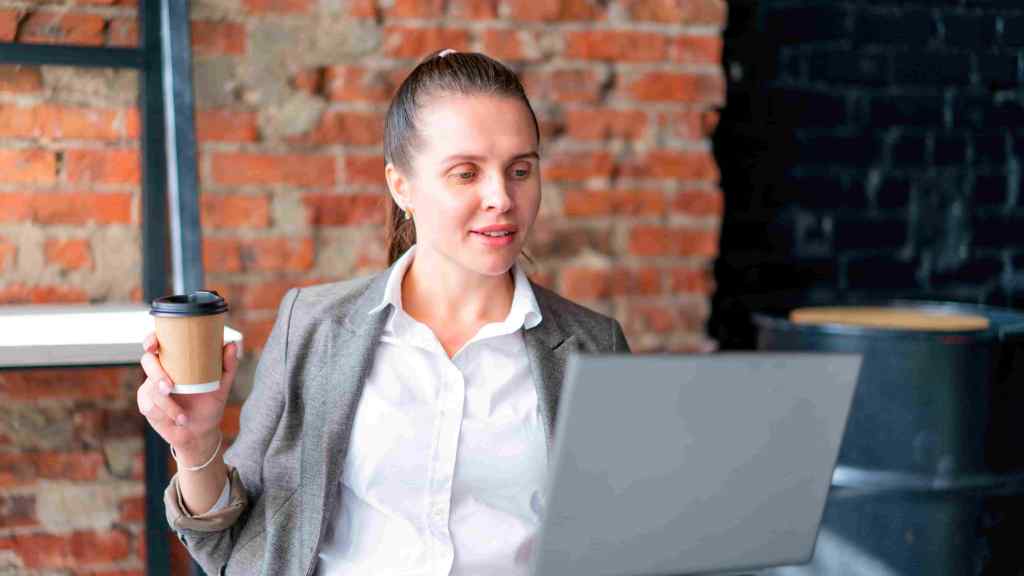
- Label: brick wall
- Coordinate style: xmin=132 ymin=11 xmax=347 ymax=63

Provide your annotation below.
xmin=711 ymin=0 xmax=1024 ymax=349
xmin=1 ymin=0 xmax=725 ymax=573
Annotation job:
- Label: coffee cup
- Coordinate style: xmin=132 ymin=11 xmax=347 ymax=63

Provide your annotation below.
xmin=150 ymin=290 xmax=229 ymax=394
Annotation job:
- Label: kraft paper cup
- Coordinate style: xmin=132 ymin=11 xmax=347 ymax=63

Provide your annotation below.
xmin=150 ymin=290 xmax=229 ymax=394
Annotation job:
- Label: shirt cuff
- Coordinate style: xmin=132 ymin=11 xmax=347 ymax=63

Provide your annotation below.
xmin=164 ymin=465 xmax=249 ymax=533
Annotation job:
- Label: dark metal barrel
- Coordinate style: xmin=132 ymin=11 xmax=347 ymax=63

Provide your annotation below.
xmin=753 ymin=301 xmax=1024 ymax=575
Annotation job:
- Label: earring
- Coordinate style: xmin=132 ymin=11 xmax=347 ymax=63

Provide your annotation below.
xmin=404 ymin=208 xmax=412 ymax=221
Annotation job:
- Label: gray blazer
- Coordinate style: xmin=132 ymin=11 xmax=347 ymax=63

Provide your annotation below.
xmin=164 ymin=266 xmax=630 ymax=575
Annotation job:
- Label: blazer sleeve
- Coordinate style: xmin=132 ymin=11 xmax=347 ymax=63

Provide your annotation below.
xmin=612 ymin=318 xmax=631 ymax=353
xmin=163 ymin=287 xmax=300 ymax=573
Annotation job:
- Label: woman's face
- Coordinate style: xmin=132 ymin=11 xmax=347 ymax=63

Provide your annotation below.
xmin=388 ymin=93 xmax=541 ymax=278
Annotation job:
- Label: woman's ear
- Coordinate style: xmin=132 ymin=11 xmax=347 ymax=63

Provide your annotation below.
xmin=385 ymin=163 xmax=411 ymax=210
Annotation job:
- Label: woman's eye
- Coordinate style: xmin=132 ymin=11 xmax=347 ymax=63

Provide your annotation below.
xmin=510 ymin=165 xmax=533 ymax=179
xmin=450 ymin=169 xmax=477 ymax=183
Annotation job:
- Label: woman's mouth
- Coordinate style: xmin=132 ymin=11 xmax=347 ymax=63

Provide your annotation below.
xmin=471 ymin=226 xmax=517 ymax=246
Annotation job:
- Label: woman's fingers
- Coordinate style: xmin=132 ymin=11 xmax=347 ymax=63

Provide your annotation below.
xmin=139 ymin=350 xmax=170 ymax=385
xmin=213 ymin=342 xmax=239 ymax=402
xmin=142 ymin=332 xmax=158 ymax=354
xmin=139 ymin=377 xmax=189 ymax=427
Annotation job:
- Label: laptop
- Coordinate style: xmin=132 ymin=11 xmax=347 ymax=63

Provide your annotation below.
xmin=530 ymin=353 xmax=862 ymax=576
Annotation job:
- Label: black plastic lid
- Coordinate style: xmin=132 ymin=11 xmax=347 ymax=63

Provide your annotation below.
xmin=150 ymin=290 xmax=229 ymax=317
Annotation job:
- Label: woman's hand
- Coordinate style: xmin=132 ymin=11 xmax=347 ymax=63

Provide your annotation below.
xmin=137 ymin=332 xmax=239 ymax=466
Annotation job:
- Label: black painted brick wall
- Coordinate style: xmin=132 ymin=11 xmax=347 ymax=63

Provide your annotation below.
xmin=711 ymin=0 xmax=1024 ymax=349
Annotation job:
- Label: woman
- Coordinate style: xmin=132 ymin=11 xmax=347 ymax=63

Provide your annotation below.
xmin=138 ymin=50 xmax=630 ymax=575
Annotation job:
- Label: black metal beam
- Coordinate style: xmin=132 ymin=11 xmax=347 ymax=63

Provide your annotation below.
xmin=161 ymin=0 xmax=205 ymax=294
xmin=139 ymin=0 xmax=174 ymax=574
xmin=0 ymin=42 xmax=144 ymax=69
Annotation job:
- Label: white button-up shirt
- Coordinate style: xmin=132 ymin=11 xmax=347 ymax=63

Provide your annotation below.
xmin=315 ymin=245 xmax=549 ymax=575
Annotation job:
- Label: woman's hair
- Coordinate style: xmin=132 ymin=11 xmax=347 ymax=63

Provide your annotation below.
xmin=383 ymin=50 xmax=541 ymax=265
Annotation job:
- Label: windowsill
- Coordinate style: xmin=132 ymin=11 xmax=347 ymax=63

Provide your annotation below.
xmin=0 ymin=303 xmax=242 ymax=369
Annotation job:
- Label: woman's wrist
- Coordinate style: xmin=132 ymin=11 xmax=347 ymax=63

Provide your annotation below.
xmin=174 ymin=432 xmax=223 ymax=469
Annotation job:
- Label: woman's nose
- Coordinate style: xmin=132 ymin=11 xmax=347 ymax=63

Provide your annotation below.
xmin=482 ymin=173 xmax=513 ymax=212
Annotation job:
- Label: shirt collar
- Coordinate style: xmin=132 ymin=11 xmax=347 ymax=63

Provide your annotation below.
xmin=367 ymin=244 xmax=543 ymax=331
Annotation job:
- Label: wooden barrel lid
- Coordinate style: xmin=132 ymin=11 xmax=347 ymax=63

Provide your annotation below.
xmin=790 ymin=306 xmax=990 ymax=332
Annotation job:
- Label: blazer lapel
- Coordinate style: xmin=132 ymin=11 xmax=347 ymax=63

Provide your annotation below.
xmin=299 ymin=270 xmax=390 ymax=572
xmin=524 ymin=283 xmax=577 ymax=455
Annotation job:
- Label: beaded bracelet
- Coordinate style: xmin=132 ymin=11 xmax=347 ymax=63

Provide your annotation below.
xmin=170 ymin=432 xmax=223 ymax=472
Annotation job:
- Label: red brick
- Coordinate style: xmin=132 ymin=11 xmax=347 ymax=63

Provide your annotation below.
xmin=543 ymin=152 xmax=614 ymax=182
xmin=702 ymin=110 xmax=720 ymax=137
xmin=201 ymin=194 xmax=271 ymax=228
xmin=0 ymin=452 xmax=105 ymax=487
xmin=668 ymin=35 xmax=723 ymax=65
xmin=119 ymin=496 xmax=145 ymax=523
xmin=385 ymin=0 xmax=444 ymax=18
xmin=674 ymin=190 xmax=723 ymax=217
xmin=628 ymin=225 xmax=719 ymax=258
xmin=527 ymin=223 xmax=614 ymax=258
xmin=297 ymin=110 xmax=383 ymax=146
xmin=238 ymin=279 xmax=294 ymax=310
xmin=561 ymin=266 xmax=662 ymax=300
xmin=108 ymin=18 xmax=138 ymax=48
xmin=0 ymin=529 xmax=131 ymax=568
xmin=621 ymin=150 xmax=719 ymax=182
xmin=125 ymin=109 xmax=140 ymax=139
xmin=0 ymin=239 xmax=14 ymax=272
xmin=0 ymin=10 xmax=18 ymax=42
xmin=19 ymin=12 xmax=106 ymax=47
xmin=0 ymin=367 xmax=123 ymax=400
xmin=32 ymin=192 xmax=133 ymax=225
xmin=236 ymin=316 xmax=276 ymax=351
xmin=302 ymin=194 xmax=386 ymax=226
xmin=521 ymin=68 xmax=604 ymax=103
xmin=663 ymin=110 xmax=704 ymax=141
xmin=566 ymin=30 xmax=666 ymax=61
xmin=670 ymin=266 xmax=714 ymax=294
xmin=0 ymin=105 xmax=36 ymax=138
xmin=624 ymin=0 xmax=726 ymax=26
xmin=563 ymin=189 xmax=665 ymax=217
xmin=65 ymin=149 xmax=141 ymax=185
xmin=0 ymin=283 xmax=91 ymax=305
xmin=482 ymin=29 xmax=528 ymax=62
xmin=345 ymin=155 xmax=386 ymax=185
xmin=240 ymin=237 xmax=315 ymax=272
xmin=0 ymin=150 xmax=57 ymax=183
xmin=625 ymin=72 xmax=724 ymax=104
xmin=0 ymin=65 xmax=43 ymax=93
xmin=191 ymin=21 xmax=246 ymax=56
xmin=196 ymin=109 xmax=260 ymax=142
xmin=0 ymin=193 xmax=32 ymax=221
xmin=45 ymin=238 xmax=93 ymax=271
xmin=0 ymin=493 xmax=36 ymax=529
xmin=242 ymin=0 xmax=312 ymax=12
xmin=565 ymin=108 xmax=648 ymax=141
xmin=506 ymin=0 xmax=606 ymax=21
xmin=0 ymin=105 xmax=124 ymax=141
xmin=292 ymin=67 xmax=326 ymax=96
xmin=449 ymin=0 xmax=498 ymax=20
xmin=348 ymin=0 xmax=380 ymax=19
xmin=381 ymin=26 xmax=471 ymax=59
xmin=210 ymin=153 xmax=335 ymax=187
xmin=202 ymin=237 xmax=242 ymax=273
xmin=623 ymin=301 xmax=684 ymax=334
xmin=325 ymin=66 xmax=400 ymax=102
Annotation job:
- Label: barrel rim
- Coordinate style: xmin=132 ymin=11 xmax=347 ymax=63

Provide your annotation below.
xmin=754 ymin=299 xmax=1024 ymax=342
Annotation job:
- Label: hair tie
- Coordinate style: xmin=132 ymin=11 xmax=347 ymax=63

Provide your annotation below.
xmin=438 ymin=48 xmax=457 ymax=58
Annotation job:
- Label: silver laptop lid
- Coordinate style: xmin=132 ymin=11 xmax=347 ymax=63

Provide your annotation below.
xmin=531 ymin=353 xmax=861 ymax=576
